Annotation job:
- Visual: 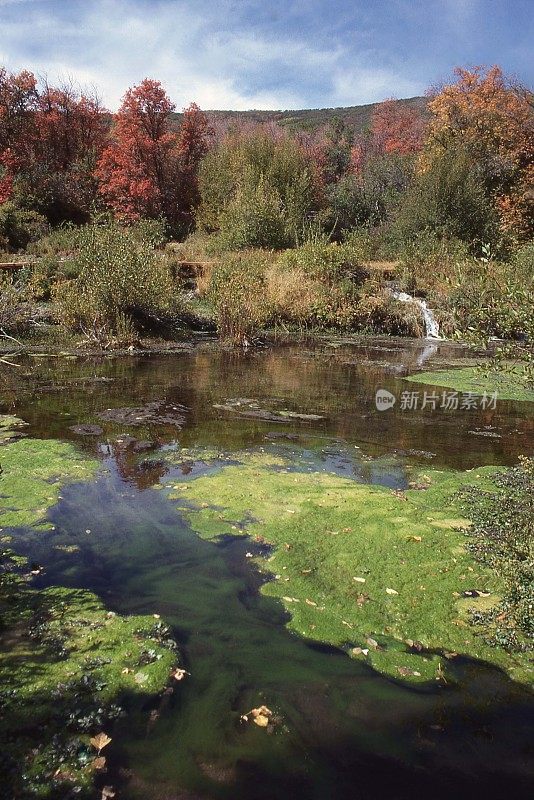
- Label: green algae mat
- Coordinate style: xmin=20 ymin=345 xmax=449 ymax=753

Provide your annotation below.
xmin=405 ymin=366 xmax=534 ymax=402
xmin=0 ymin=417 xmax=179 ymax=797
xmin=164 ymin=450 xmax=532 ymax=685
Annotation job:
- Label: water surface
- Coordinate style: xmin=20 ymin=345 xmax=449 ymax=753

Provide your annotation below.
xmin=3 ymin=338 xmax=533 ymax=799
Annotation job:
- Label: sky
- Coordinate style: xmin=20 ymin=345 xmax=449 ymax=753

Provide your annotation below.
xmin=0 ymin=0 xmax=532 ymax=111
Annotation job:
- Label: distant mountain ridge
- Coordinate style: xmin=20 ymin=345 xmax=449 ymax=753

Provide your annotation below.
xmin=170 ymin=95 xmax=428 ymax=133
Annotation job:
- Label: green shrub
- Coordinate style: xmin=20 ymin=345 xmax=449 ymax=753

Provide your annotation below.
xmin=197 ymin=129 xmax=317 ymax=247
xmin=512 ymin=241 xmax=534 ymax=281
xmin=319 ymin=174 xmax=371 ymax=239
xmin=443 ymin=258 xmax=533 ymax=341
xmin=396 ymin=149 xmax=499 ymax=249
xmin=397 ymin=231 xmax=470 ymax=293
xmin=276 ymin=241 xmax=368 ymax=286
xmin=0 ymin=202 xmax=49 ymax=251
xmin=208 ymin=251 xmax=272 ymax=343
xmin=211 ymin=173 xmax=291 ymax=252
xmin=53 ymin=223 xmax=176 ymax=337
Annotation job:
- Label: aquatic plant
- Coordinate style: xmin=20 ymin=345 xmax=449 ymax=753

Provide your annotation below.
xmin=165 ymin=450 xmax=533 ymax=684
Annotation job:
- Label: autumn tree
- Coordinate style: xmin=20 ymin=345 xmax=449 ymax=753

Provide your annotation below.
xmin=24 ymin=80 xmax=107 ymax=222
xmin=343 ymin=100 xmax=425 ymax=229
xmin=0 ymin=68 xmax=37 ymax=202
xmin=370 ymin=99 xmax=426 ymax=156
xmin=425 ymin=66 xmax=534 ymax=239
xmin=175 ymin=102 xmax=212 ymax=231
xmin=96 ymin=79 xmax=178 ymax=225
xmin=0 ymin=70 xmax=106 ymax=222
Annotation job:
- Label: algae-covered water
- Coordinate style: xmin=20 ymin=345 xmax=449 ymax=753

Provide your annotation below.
xmin=2 ymin=338 xmax=534 ymax=799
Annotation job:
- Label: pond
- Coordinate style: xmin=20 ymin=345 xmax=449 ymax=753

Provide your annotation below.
xmin=2 ymin=337 xmax=533 ymax=799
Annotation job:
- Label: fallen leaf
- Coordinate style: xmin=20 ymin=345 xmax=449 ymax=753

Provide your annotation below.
xmin=386 ymin=587 xmax=399 ymax=595
xmin=242 ymin=705 xmax=274 ymax=728
xmin=101 ymin=787 xmax=115 ymax=800
xmin=353 ymin=576 xmax=366 ymax=583
xmin=172 ymin=668 xmax=190 ymax=681
xmin=93 ymin=756 xmax=106 ymax=770
xmin=397 ymin=666 xmax=421 ymax=677
xmin=90 ymin=733 xmax=112 ymax=754
xmin=305 ymin=598 xmax=317 ymax=606
xmin=407 ymin=535 xmax=422 ymax=542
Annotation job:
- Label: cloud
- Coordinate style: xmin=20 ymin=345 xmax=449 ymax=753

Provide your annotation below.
xmin=0 ymin=0 xmax=530 ymax=110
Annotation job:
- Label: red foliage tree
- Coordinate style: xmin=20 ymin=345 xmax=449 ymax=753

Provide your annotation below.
xmin=97 ymin=84 xmax=212 ymax=233
xmin=96 ymin=79 xmax=179 ymax=224
xmin=0 ymin=69 xmax=106 ymax=221
xmin=370 ymin=99 xmax=426 ymax=156
xmin=0 ymin=68 xmax=37 ymax=202
xmin=175 ymin=102 xmax=213 ymax=229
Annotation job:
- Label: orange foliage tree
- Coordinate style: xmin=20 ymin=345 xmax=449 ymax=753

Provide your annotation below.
xmin=426 ymin=66 xmax=534 ymax=238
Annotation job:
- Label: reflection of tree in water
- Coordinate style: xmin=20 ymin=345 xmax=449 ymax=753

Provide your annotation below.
xmin=4 ymin=341 xmax=531 ymax=471
xmin=104 ymin=439 xmax=169 ymax=490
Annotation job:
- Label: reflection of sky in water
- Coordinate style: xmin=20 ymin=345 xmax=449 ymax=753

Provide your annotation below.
xmin=268 ymin=444 xmax=409 ymax=489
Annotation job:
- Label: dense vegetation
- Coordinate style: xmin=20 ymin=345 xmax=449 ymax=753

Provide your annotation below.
xmin=0 ymin=65 xmax=532 ymax=370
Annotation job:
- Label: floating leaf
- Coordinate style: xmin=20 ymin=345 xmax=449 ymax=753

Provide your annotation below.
xmin=242 ymin=705 xmax=274 ymax=729
xmin=90 ymin=732 xmax=111 ymax=754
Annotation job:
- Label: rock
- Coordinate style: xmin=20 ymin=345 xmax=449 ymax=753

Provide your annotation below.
xmin=68 ymin=424 xmax=103 ymax=436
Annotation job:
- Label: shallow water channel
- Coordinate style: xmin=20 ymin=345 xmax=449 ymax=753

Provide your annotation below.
xmin=3 ymin=338 xmax=534 ymax=799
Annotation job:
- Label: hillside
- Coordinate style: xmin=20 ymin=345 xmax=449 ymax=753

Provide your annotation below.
xmin=170 ymin=95 xmax=428 ymax=133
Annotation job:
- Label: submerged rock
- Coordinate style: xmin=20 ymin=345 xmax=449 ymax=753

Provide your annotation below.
xmin=69 ymin=423 xmax=104 ymax=436
xmin=98 ymin=400 xmax=188 ymax=428
xmin=214 ymin=398 xmax=324 ymax=423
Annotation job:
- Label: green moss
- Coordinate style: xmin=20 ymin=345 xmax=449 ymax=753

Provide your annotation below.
xmin=165 ymin=452 xmax=532 ymax=684
xmin=0 ymin=583 xmax=178 ymax=798
xmin=404 ymin=366 xmax=534 ymax=402
xmin=0 ymin=435 xmax=98 ymax=530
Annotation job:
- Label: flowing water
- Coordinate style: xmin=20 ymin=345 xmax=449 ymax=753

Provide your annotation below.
xmin=2 ymin=337 xmax=534 ymax=799
xmin=391 ymin=291 xmax=441 ymax=339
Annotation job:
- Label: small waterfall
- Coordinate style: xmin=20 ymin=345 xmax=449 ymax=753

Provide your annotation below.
xmin=391 ymin=290 xmax=441 ymax=340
